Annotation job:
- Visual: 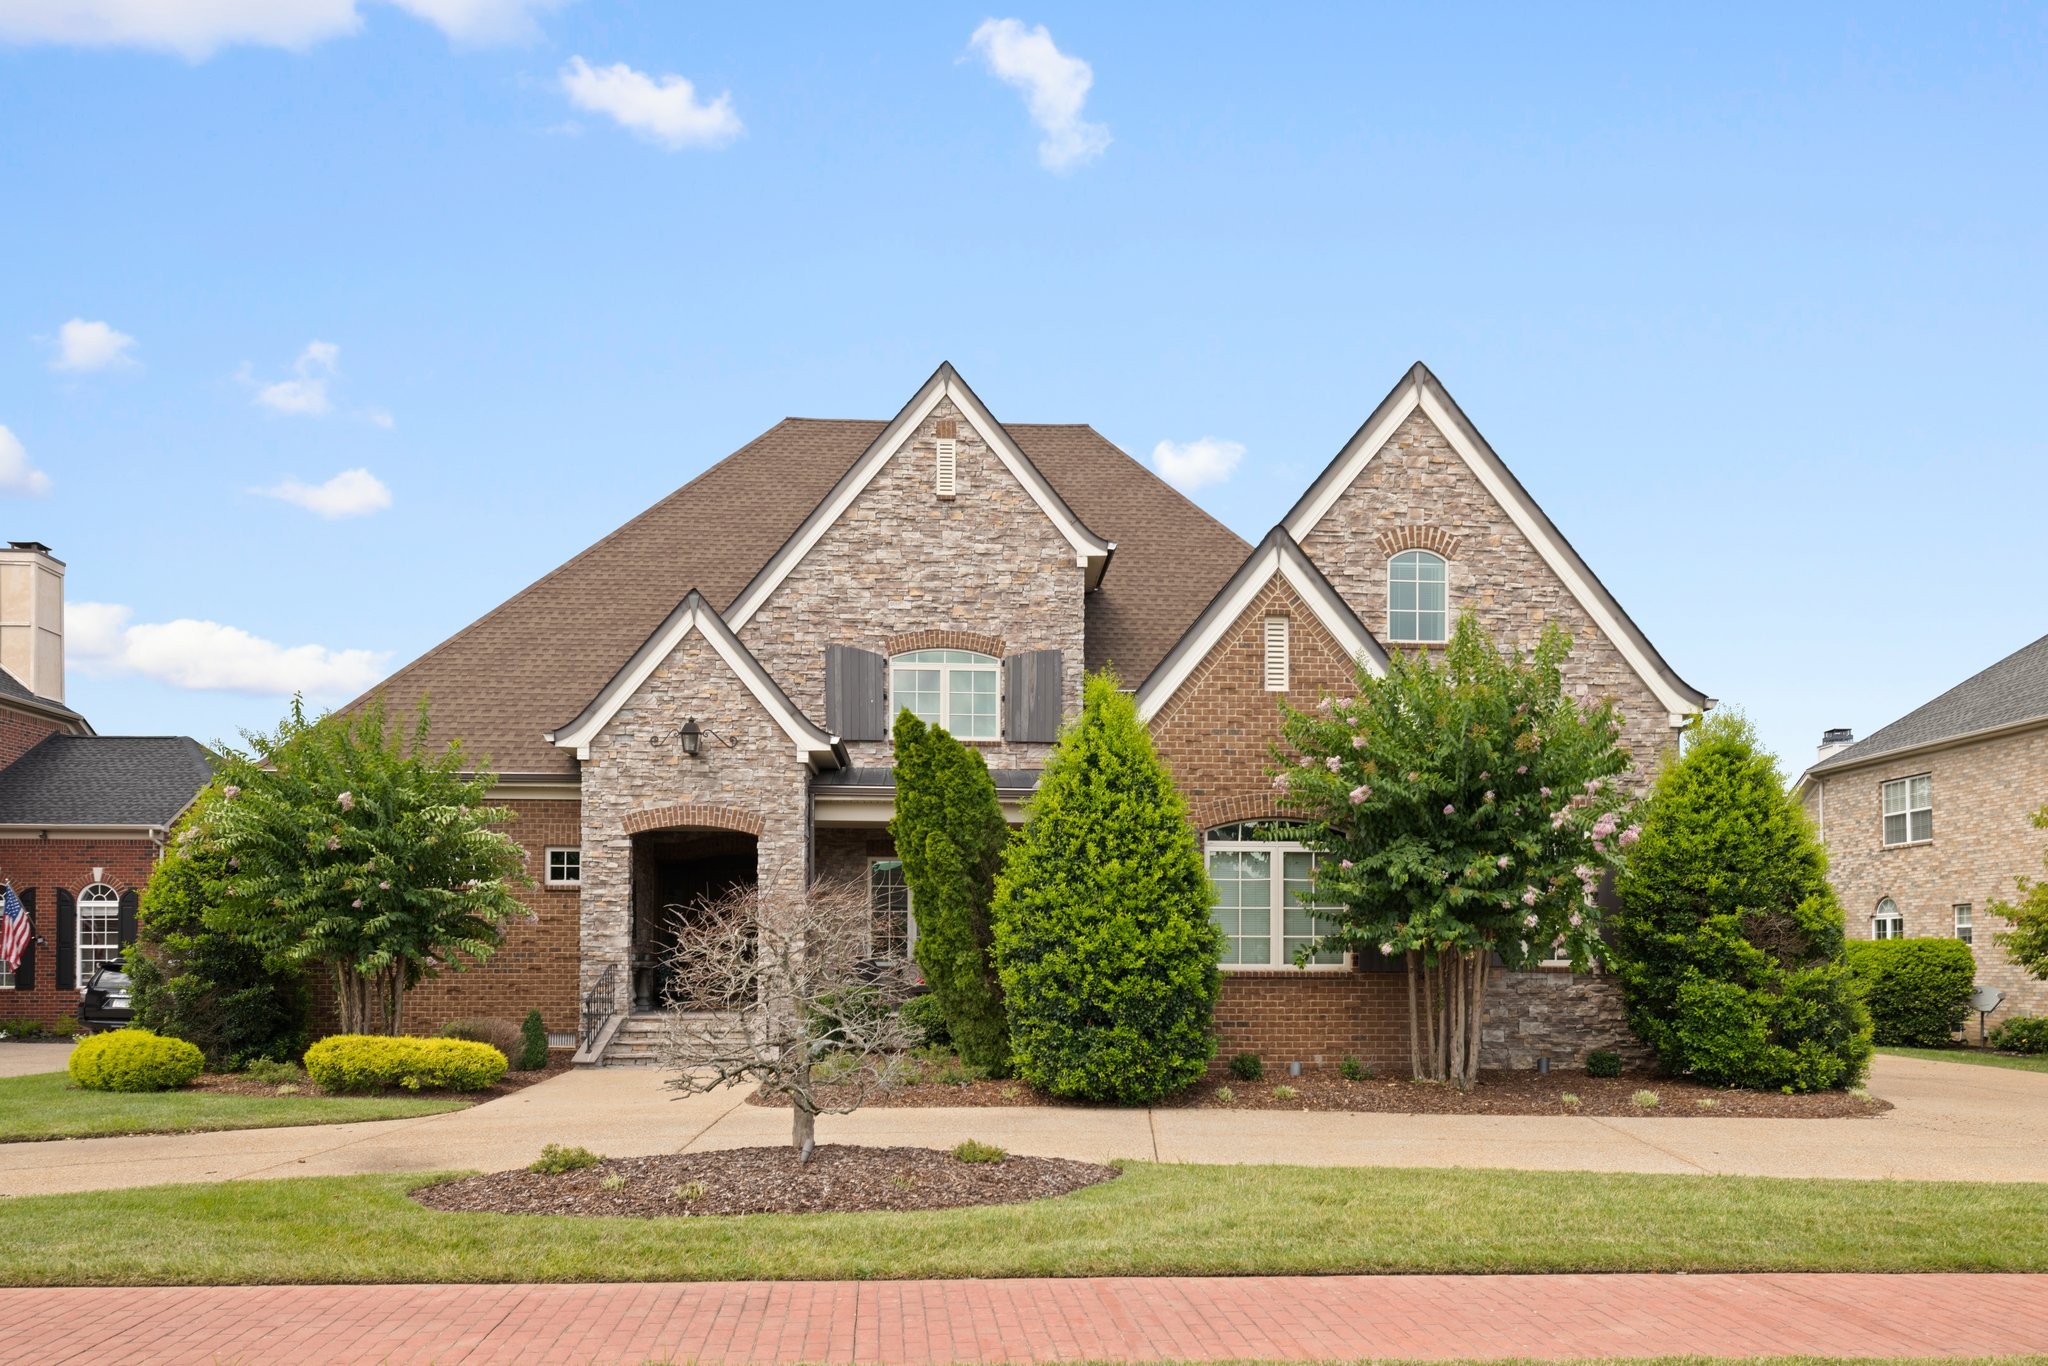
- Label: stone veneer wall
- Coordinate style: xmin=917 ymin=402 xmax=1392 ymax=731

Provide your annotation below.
xmin=1804 ymin=726 xmax=2048 ymax=1020
xmin=738 ymin=395 xmax=1085 ymax=770
xmin=578 ymin=633 xmax=812 ymax=1019
xmin=1480 ymin=969 xmax=1648 ymax=1070
xmin=1297 ymin=408 xmax=1679 ymax=781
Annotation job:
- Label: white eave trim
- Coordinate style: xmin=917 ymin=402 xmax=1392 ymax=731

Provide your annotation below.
xmin=1282 ymin=375 xmax=1701 ymax=720
xmin=544 ymin=594 xmax=842 ymax=768
xmin=1135 ymin=536 xmax=1385 ymax=723
xmin=725 ymin=366 xmax=1113 ymax=629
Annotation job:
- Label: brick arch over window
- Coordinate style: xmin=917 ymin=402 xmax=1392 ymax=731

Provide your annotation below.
xmin=621 ymin=803 xmax=766 ymax=838
xmin=1375 ymin=525 xmax=1461 ymax=560
xmin=1188 ymin=793 xmax=1293 ymax=831
xmin=884 ymin=629 xmax=1006 ymax=659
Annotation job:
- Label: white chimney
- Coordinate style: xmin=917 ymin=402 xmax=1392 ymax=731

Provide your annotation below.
xmin=1816 ymin=727 xmax=1854 ymax=763
xmin=0 ymin=541 xmax=64 ymax=703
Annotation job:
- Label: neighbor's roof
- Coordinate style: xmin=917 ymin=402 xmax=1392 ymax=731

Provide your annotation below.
xmin=0 ymin=735 xmax=211 ymax=828
xmin=1810 ymin=630 xmax=2048 ymax=776
xmin=352 ymin=419 xmax=1249 ymax=776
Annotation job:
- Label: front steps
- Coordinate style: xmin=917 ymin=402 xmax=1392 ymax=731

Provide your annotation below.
xmin=581 ymin=1011 xmax=751 ymax=1067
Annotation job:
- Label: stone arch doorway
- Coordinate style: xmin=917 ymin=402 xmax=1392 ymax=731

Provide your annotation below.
xmin=630 ymin=827 xmax=758 ymax=1010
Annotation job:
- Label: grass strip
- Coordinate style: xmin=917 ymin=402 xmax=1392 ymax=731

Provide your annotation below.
xmin=0 ymin=1070 xmax=465 ymax=1142
xmin=1878 ymin=1046 xmax=2048 ymax=1075
xmin=3 ymin=1161 xmax=2047 ymax=1285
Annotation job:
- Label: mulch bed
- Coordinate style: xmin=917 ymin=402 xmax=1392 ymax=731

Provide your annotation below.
xmin=190 ymin=1051 xmax=577 ymax=1103
xmin=412 ymin=1144 xmax=1119 ymax=1218
xmin=754 ymin=1060 xmax=1889 ymax=1119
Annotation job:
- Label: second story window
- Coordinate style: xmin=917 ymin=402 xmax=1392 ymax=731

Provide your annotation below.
xmin=1954 ymin=904 xmax=1973 ymax=944
xmin=1388 ymin=550 xmax=1448 ymax=643
xmin=892 ymin=649 xmax=999 ymax=740
xmin=1881 ymin=774 xmax=1933 ymax=846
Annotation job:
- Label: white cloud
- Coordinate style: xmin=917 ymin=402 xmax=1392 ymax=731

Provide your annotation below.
xmin=559 ymin=56 xmax=741 ymax=150
xmin=0 ymin=0 xmax=566 ymax=59
xmin=0 ymin=426 xmax=52 ymax=496
xmin=1151 ymin=436 xmax=1244 ymax=493
xmin=252 ymin=340 xmax=339 ymax=416
xmin=256 ymin=467 xmax=392 ymax=519
xmin=50 ymin=318 xmax=137 ymax=372
xmin=968 ymin=18 xmax=1110 ymax=171
xmin=364 ymin=407 xmax=396 ymax=430
xmin=68 ymin=601 xmax=390 ymax=697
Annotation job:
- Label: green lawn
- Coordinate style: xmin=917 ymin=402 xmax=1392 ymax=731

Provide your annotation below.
xmin=1879 ymin=1046 xmax=2048 ymax=1075
xmin=3 ymin=1161 xmax=2047 ymax=1285
xmin=0 ymin=1070 xmax=466 ymax=1142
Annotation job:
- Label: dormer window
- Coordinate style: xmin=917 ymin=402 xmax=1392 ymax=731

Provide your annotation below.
xmin=1388 ymin=549 xmax=1448 ymax=643
xmin=892 ymin=649 xmax=998 ymax=739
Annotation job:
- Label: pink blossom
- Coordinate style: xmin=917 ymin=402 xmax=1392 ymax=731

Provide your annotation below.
xmin=325 ymin=836 xmax=340 ymax=851
xmin=1619 ymin=825 xmax=1642 ymax=847
xmin=1317 ymin=697 xmax=1332 ymax=711
xmin=1484 ymin=790 xmax=1496 ymax=803
xmin=1479 ymin=771 xmax=1490 ymax=781
xmin=1339 ymin=859 xmax=1354 ymax=870
xmin=1569 ymin=911 xmax=1583 ymax=927
xmin=1496 ymin=855 xmax=1511 ymax=869
xmin=378 ymin=880 xmax=390 ymax=890
xmin=1325 ymin=756 xmax=1342 ymax=773
xmin=1443 ymin=804 xmax=1456 ymax=815
xmin=222 ymin=785 xmax=241 ymax=800
xmin=351 ymin=898 xmax=362 ymax=908
xmin=1352 ymin=734 xmax=1367 ymax=748
xmin=1523 ymin=913 xmax=1539 ymax=928
xmin=1273 ymin=773 xmax=1290 ymax=790
xmin=1516 ymin=765 xmax=1528 ymax=775
xmin=1585 ymin=778 xmax=1602 ymax=793
xmin=1380 ymin=942 xmax=1395 ymax=956
xmin=1336 ymin=697 xmax=1353 ymax=708
xmin=337 ymin=791 xmax=354 ymax=812
xmin=1521 ymin=889 xmax=1539 ymax=907
xmin=1349 ymin=785 xmax=1371 ymax=804
xmin=1539 ymin=786 xmax=1552 ymax=798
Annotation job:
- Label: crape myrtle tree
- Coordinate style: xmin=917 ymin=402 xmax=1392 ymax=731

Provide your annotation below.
xmin=205 ymin=696 xmax=530 ymax=1036
xmin=889 ymin=710 xmax=1012 ymax=1074
xmin=992 ymin=670 xmax=1223 ymax=1103
xmin=1276 ymin=616 xmax=1636 ymax=1090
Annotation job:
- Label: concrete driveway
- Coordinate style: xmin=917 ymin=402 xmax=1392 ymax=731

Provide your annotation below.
xmin=0 ymin=1041 xmax=73 ymax=1078
xmin=0 ymin=1051 xmax=2043 ymax=1196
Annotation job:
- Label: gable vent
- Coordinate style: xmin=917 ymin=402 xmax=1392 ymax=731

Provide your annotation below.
xmin=1263 ymin=616 xmax=1289 ymax=692
xmin=934 ymin=438 xmax=958 ymax=500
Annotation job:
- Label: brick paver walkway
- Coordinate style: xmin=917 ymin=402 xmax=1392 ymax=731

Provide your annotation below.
xmin=5 ymin=1273 xmax=2043 ymax=1364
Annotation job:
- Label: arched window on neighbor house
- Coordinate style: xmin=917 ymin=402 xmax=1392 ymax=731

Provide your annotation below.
xmin=1873 ymin=897 xmax=1904 ymax=940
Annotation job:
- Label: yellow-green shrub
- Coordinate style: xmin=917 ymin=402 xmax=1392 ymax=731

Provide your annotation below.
xmin=68 ymin=1029 xmax=204 ymax=1092
xmin=304 ymin=1034 xmax=508 ymax=1093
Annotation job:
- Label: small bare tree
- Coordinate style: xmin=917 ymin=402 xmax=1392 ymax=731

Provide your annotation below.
xmin=658 ymin=876 xmax=918 ymax=1160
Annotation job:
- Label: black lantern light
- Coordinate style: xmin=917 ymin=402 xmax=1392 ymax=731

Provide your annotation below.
xmin=679 ymin=718 xmax=703 ymax=757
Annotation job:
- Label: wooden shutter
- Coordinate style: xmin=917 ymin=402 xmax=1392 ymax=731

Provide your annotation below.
xmin=118 ymin=889 xmax=139 ymax=951
xmin=824 ymin=645 xmax=888 ymax=742
xmin=934 ymin=438 xmax=958 ymax=499
xmin=55 ymin=889 xmax=75 ymax=989
xmin=1004 ymin=649 xmax=1063 ymax=743
xmin=1263 ymin=617 xmax=1290 ymax=692
xmin=15 ymin=889 xmax=34 ymax=990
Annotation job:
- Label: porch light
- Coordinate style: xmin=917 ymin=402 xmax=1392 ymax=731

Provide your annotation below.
xmin=679 ymin=718 xmax=702 ymax=757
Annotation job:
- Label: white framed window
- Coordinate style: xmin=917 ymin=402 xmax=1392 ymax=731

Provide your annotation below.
xmin=1954 ymin=903 xmax=1973 ymax=944
xmin=77 ymin=883 xmax=120 ymax=983
xmin=1388 ymin=550 xmax=1448 ymax=644
xmin=545 ymin=848 xmax=581 ymax=886
xmin=1881 ymin=774 xmax=1933 ymax=846
xmin=1263 ymin=617 xmax=1289 ymax=692
xmin=891 ymin=649 xmax=999 ymax=740
xmin=1204 ymin=822 xmax=1347 ymax=969
xmin=1873 ymin=897 xmax=1904 ymax=939
xmin=869 ymin=859 xmax=913 ymax=961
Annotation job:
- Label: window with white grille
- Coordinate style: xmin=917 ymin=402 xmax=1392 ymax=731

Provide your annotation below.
xmin=934 ymin=438 xmax=957 ymax=499
xmin=1873 ymin=897 xmax=1904 ymax=939
xmin=77 ymin=883 xmax=120 ymax=983
xmin=1881 ymin=775 xmax=1932 ymax=846
xmin=545 ymin=848 xmax=581 ymax=886
xmin=1954 ymin=903 xmax=1973 ymax=944
xmin=1263 ymin=617 xmax=1289 ymax=692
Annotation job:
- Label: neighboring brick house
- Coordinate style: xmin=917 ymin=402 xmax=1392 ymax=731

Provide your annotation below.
xmin=1796 ymin=633 xmax=2048 ymax=1024
xmin=0 ymin=541 xmax=213 ymax=1024
xmin=361 ymin=362 xmax=1709 ymax=1068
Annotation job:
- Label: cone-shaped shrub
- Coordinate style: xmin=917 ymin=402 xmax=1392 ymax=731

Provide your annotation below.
xmin=891 ymin=709 xmax=1012 ymax=1074
xmin=993 ymin=670 xmax=1222 ymax=1102
xmin=1610 ymin=711 xmax=1872 ymax=1091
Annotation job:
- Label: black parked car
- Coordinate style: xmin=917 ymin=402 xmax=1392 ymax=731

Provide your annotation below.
xmin=77 ymin=964 xmax=134 ymax=1033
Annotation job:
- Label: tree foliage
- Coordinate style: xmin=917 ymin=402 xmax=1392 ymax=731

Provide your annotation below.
xmin=1276 ymin=615 xmax=1635 ymax=1088
xmin=1609 ymin=711 xmax=1871 ymax=1091
xmin=204 ymin=696 xmax=530 ymax=1036
xmin=1991 ymin=806 xmax=2048 ymax=981
xmin=889 ymin=709 xmax=1012 ymax=1074
xmin=127 ymin=791 xmax=312 ymax=1069
xmin=992 ymin=670 xmax=1221 ymax=1103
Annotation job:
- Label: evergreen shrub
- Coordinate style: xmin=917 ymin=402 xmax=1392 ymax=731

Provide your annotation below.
xmin=1844 ymin=938 xmax=1975 ymax=1046
xmin=69 ymin=1029 xmax=204 ymax=1092
xmin=304 ymin=1035 xmax=507 ymax=1092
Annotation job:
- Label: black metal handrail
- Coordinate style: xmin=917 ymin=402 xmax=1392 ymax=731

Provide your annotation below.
xmin=580 ymin=963 xmax=619 ymax=1053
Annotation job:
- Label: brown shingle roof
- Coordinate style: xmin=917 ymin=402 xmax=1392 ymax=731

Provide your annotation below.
xmin=354 ymin=418 xmax=1248 ymax=777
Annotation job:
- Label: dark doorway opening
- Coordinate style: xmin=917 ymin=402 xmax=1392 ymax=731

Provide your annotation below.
xmin=630 ymin=828 xmax=758 ymax=1010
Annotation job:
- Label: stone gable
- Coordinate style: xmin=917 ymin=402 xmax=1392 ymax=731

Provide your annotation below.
xmin=739 ymin=396 xmax=1086 ymax=766
xmin=1298 ymin=409 xmax=1676 ymax=778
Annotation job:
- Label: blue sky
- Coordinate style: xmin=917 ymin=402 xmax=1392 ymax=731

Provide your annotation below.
xmin=1 ymin=2 xmax=2044 ymax=777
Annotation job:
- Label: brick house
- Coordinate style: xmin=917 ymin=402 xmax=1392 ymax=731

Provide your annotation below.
xmin=1796 ymin=632 xmax=2048 ymax=1025
xmin=363 ymin=363 xmax=1709 ymax=1067
xmin=0 ymin=541 xmax=212 ymax=1024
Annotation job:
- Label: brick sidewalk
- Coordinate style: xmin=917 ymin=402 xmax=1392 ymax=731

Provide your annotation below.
xmin=6 ymin=1273 xmax=2042 ymax=1364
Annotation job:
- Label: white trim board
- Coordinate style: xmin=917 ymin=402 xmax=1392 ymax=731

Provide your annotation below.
xmin=545 ymin=591 xmax=843 ymax=767
xmin=724 ymin=363 xmax=1113 ymax=630
xmin=1282 ymin=365 xmax=1708 ymax=720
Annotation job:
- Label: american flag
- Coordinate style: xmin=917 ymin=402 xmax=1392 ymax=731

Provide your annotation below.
xmin=0 ymin=883 xmax=28 ymax=974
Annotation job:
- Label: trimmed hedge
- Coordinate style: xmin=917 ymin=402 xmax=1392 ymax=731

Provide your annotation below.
xmin=68 ymin=1029 xmax=204 ymax=1092
xmin=304 ymin=1035 xmax=508 ymax=1093
xmin=1990 ymin=1016 xmax=2048 ymax=1055
xmin=1845 ymin=938 xmax=1976 ymax=1047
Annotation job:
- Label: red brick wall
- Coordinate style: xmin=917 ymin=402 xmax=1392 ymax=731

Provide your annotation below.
xmin=0 ymin=835 xmax=161 ymax=1022
xmin=0 ymin=708 xmax=63 ymax=772
xmin=1214 ymin=970 xmax=1410 ymax=1069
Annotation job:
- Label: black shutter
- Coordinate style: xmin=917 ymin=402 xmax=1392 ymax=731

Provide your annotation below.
xmin=55 ymin=889 xmax=75 ymax=990
xmin=117 ymin=889 xmax=139 ymax=952
xmin=1004 ymin=649 xmax=1064 ymax=743
xmin=824 ymin=646 xmax=888 ymax=742
xmin=15 ymin=889 xmax=33 ymax=990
